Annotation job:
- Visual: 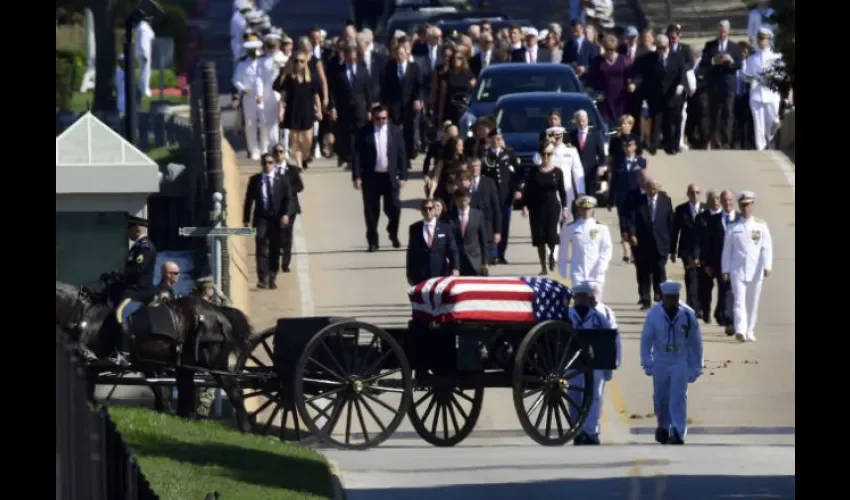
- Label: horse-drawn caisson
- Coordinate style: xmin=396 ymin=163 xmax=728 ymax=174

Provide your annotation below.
xmin=57 ymin=263 xmax=618 ymax=448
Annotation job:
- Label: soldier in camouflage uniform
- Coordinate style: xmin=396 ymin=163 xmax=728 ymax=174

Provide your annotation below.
xmin=192 ymin=276 xmax=232 ymax=417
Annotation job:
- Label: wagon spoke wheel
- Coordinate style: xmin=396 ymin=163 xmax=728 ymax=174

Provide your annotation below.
xmin=408 ymin=376 xmax=484 ymax=447
xmin=294 ymin=320 xmax=412 ymax=450
xmin=236 ymin=328 xmax=315 ymax=443
xmin=512 ymin=320 xmax=594 ymax=446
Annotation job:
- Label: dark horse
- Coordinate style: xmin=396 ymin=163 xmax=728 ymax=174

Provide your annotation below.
xmin=56 ymin=278 xmax=254 ymax=430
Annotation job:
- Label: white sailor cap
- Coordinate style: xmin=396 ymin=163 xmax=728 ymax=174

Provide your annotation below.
xmin=738 ymin=191 xmax=756 ymax=204
xmin=245 ymin=12 xmax=262 ymax=23
xmin=757 ymin=27 xmax=774 ymax=38
xmin=576 ymin=195 xmax=598 ymax=209
xmin=319 ymin=29 xmax=328 ymax=39
xmin=394 ymin=30 xmax=407 ymax=39
xmin=264 ymin=33 xmax=281 ymax=41
xmin=539 ymin=29 xmax=550 ymax=39
xmin=243 ymin=40 xmax=263 ymax=50
xmin=573 ymin=282 xmax=593 ymax=295
xmin=660 ymin=281 xmax=682 ymax=296
xmin=546 ymin=126 xmax=566 ymax=135
xmin=525 ymin=27 xmax=539 ymax=38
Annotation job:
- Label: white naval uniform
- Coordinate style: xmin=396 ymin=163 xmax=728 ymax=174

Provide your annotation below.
xmin=230 ymin=10 xmax=248 ymax=64
xmin=743 ymin=48 xmax=783 ymax=150
xmin=681 ymin=57 xmax=698 ymax=149
xmin=258 ymin=53 xmax=281 ymax=152
xmin=721 ymin=216 xmax=773 ymax=338
xmin=747 ymin=8 xmax=777 ymax=43
xmin=233 ymin=58 xmax=264 ymax=159
xmin=566 ymin=305 xmax=615 ymax=437
xmin=135 ymin=20 xmax=155 ymax=98
xmin=558 ymin=217 xmax=613 ymax=299
xmin=535 ymin=143 xmax=585 ymax=213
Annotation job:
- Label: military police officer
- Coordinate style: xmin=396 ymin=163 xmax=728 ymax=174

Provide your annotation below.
xmin=121 ymin=215 xmax=158 ymax=308
xmin=482 ymin=129 xmax=522 ymax=264
xmin=558 ymin=195 xmax=613 ymax=297
xmin=640 ymin=281 xmax=704 ymax=445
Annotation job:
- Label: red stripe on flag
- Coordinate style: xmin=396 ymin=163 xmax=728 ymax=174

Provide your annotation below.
xmin=440 ymin=290 xmax=535 ymax=303
xmin=428 ymin=277 xmax=449 ymax=312
xmin=443 ymin=311 xmax=535 ymax=323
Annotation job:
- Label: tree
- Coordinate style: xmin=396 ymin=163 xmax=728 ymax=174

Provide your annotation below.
xmin=769 ymin=0 xmax=794 ymax=93
xmin=91 ymin=0 xmax=117 ymax=112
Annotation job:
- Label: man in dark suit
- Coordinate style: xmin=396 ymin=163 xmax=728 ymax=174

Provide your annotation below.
xmin=511 ymin=29 xmax=551 ymax=63
xmin=352 ymin=105 xmax=409 ymax=251
xmin=698 ymin=189 xmax=737 ymax=333
xmin=698 ymin=20 xmax=742 ymax=149
xmin=562 ymin=19 xmax=600 ymax=81
xmin=470 ymin=32 xmax=498 ymax=78
xmin=358 ymin=29 xmax=389 ymax=96
xmin=633 ymin=34 xmax=687 ymax=155
xmin=671 ymin=184 xmax=707 ymax=314
xmin=568 ymin=110 xmax=607 ymax=196
xmin=617 ymin=26 xmax=641 ymax=62
xmin=406 ymin=199 xmax=461 ymax=285
xmin=329 ymin=41 xmax=376 ymax=169
xmin=467 ymin=161 xmax=502 ymax=262
xmin=381 ymin=42 xmax=424 ymax=168
xmin=449 ymin=187 xmax=489 ymax=276
xmin=667 ymin=24 xmax=694 ymax=69
xmin=625 ymin=178 xmax=674 ymax=309
xmin=272 ymin=144 xmax=304 ymax=273
xmin=243 ymin=153 xmax=295 ymax=289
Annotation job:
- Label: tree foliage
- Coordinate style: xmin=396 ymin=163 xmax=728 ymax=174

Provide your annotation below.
xmin=769 ymin=0 xmax=795 ymax=92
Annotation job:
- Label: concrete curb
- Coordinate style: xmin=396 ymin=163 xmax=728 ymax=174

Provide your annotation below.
xmin=329 ymin=459 xmax=347 ymax=500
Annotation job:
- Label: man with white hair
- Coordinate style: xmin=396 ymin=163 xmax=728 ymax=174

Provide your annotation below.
xmin=699 ymin=20 xmax=743 ymax=150
xmin=357 ymin=29 xmax=388 ymax=88
xmin=413 ymin=26 xmax=443 ymax=73
xmin=742 ymin=28 xmax=784 ymax=150
xmin=512 ymin=28 xmax=549 ymax=63
xmin=568 ymin=109 xmax=607 ymax=198
xmin=633 ymin=33 xmax=687 ymax=154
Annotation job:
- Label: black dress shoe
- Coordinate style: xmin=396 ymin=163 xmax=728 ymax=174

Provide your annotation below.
xmin=653 ymin=294 xmax=662 ymax=302
xmin=702 ymin=313 xmax=711 ymax=324
xmin=269 ymin=281 xmax=278 ymax=290
xmin=655 ymin=427 xmax=669 ymax=444
xmin=496 ymin=257 xmax=509 ymax=265
xmin=367 ymin=244 xmax=379 ymax=252
xmin=257 ymin=280 xmax=268 ymax=289
xmin=282 ymin=266 xmax=291 ymax=273
xmin=390 ymin=236 xmax=401 ymax=249
xmin=573 ymin=432 xmax=590 ymax=445
xmin=640 ymin=302 xmax=651 ymax=311
xmin=668 ymin=429 xmax=685 ymax=445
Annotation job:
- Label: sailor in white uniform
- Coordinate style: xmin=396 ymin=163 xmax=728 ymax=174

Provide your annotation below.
xmin=746 ymin=0 xmax=777 ymax=44
xmin=721 ymin=191 xmax=773 ymax=342
xmin=640 ymin=281 xmax=703 ymax=445
xmin=233 ymin=40 xmax=265 ymax=160
xmin=259 ymin=34 xmax=283 ymax=153
xmin=230 ymin=1 xmax=252 ymax=65
xmin=566 ymin=282 xmax=616 ymax=445
xmin=558 ymin=195 xmax=613 ymax=298
xmin=535 ymin=126 xmax=585 ymax=218
xmin=135 ymin=18 xmax=155 ymax=98
xmin=742 ymin=28 xmax=784 ymax=150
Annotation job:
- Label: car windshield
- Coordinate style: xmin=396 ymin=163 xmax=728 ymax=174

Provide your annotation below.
xmin=475 ymin=73 xmax=581 ymax=103
xmin=496 ymin=101 xmax=601 ymax=134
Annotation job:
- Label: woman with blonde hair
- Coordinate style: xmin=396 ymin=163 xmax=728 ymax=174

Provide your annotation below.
xmin=275 ymin=47 xmax=322 ymax=167
xmin=298 ymin=36 xmax=328 ymax=162
xmin=522 ymin=142 xmax=569 ymax=275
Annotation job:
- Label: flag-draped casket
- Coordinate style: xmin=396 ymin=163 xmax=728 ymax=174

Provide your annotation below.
xmin=408 ymin=276 xmax=573 ymax=324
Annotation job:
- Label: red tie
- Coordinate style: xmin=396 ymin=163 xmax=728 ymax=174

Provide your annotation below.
xmin=426 ymin=224 xmax=434 ymax=247
xmin=579 ymin=131 xmax=586 ymax=149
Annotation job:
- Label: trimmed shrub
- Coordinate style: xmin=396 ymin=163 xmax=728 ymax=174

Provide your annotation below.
xmin=135 ymin=68 xmax=180 ymax=89
xmin=158 ymin=5 xmax=188 ymax=70
xmin=56 ymin=56 xmax=75 ymax=110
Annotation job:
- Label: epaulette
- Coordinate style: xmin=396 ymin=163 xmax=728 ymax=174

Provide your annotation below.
xmin=753 ymin=217 xmax=765 ymax=223
xmin=137 ymin=238 xmax=151 ymax=248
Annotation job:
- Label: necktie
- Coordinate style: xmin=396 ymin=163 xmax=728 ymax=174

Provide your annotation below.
xmin=426 ymin=224 xmax=434 ymax=247
xmin=399 ymin=64 xmax=404 ymax=81
xmin=264 ymin=176 xmax=273 ymax=209
xmin=720 ymin=41 xmax=726 ymax=54
xmin=348 ymin=66 xmax=353 ymax=86
xmin=579 ymin=131 xmax=586 ymax=149
xmin=529 ymin=50 xmax=535 ymax=63
xmin=473 ymin=179 xmax=479 ymax=193
xmin=461 ymin=213 xmax=468 ymax=235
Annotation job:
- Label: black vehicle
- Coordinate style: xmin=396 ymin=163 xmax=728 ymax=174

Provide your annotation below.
xmin=458 ymin=63 xmax=584 ymax=137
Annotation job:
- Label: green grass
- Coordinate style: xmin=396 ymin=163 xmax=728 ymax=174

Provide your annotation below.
xmin=109 ymin=407 xmax=334 ymax=500
xmin=145 ymin=146 xmax=189 ymax=168
xmin=69 ymin=92 xmax=187 ymax=113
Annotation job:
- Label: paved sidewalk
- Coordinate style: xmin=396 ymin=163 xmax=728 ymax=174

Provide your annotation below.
xmin=636 ymin=0 xmax=749 ymax=45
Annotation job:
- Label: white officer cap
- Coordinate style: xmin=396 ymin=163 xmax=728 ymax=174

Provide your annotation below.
xmin=576 ymin=195 xmax=598 ymax=209
xmin=660 ymin=281 xmax=682 ymax=296
xmin=234 ymin=0 xmax=252 ymax=10
xmin=243 ymin=40 xmax=263 ymax=50
xmin=757 ymin=27 xmax=773 ymax=38
xmin=264 ymin=33 xmax=281 ymax=41
xmin=320 ymin=29 xmax=328 ymax=39
xmin=738 ymin=191 xmax=756 ymax=204
xmin=546 ymin=126 xmax=566 ymax=135
xmin=245 ymin=11 xmax=262 ymax=23
xmin=394 ymin=30 xmax=407 ymax=39
xmin=539 ymin=29 xmax=550 ymax=39
xmin=526 ymin=28 xmax=539 ymax=38
xmin=573 ymin=282 xmax=593 ymax=295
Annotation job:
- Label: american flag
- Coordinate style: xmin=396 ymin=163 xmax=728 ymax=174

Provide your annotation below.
xmin=409 ymin=277 xmax=573 ymax=323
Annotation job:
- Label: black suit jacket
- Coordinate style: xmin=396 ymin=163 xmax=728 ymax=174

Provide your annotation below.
xmin=381 ymin=60 xmax=425 ymax=123
xmin=276 ymin=165 xmax=304 ymax=215
xmin=562 ymin=38 xmax=600 ymax=69
xmin=672 ymin=202 xmax=706 ymax=262
xmin=366 ymin=51 xmax=389 ymax=95
xmin=329 ymin=60 xmax=376 ymax=125
xmin=670 ymin=43 xmax=694 ymax=70
xmin=633 ymin=50 xmax=687 ymax=109
xmin=406 ymin=219 xmax=460 ymax=285
xmin=698 ymin=211 xmax=740 ymax=271
xmin=510 ymin=47 xmax=552 ymax=63
xmin=469 ymin=50 xmax=501 ymax=77
xmin=470 ymin=175 xmax=502 ymax=236
xmin=351 ymin=123 xmax=409 ymax=188
xmin=448 ymin=208 xmax=489 ymax=275
xmin=242 ymin=173 xmax=294 ymax=226
xmin=698 ymin=39 xmax=742 ymax=94
xmin=626 ymin=191 xmax=675 ymax=257
xmin=568 ymin=128 xmax=607 ymax=188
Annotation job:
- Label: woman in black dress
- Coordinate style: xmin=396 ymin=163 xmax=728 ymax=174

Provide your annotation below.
xmin=437 ymin=51 xmax=476 ymax=126
xmin=275 ymin=52 xmax=322 ymax=168
xmin=521 ymin=143 xmax=570 ymax=275
xmin=428 ymin=45 xmax=456 ymax=122
xmin=427 ymin=136 xmax=465 ymax=200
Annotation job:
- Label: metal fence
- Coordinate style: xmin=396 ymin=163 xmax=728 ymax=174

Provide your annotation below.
xmin=55 ymin=327 xmax=160 ymax=500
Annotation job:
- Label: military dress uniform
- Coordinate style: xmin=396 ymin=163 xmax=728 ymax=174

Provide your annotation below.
xmin=721 ymin=191 xmax=773 ymax=342
xmin=640 ymin=281 xmax=704 ymax=445
xmin=558 ymin=196 xmax=613 ymax=295
xmin=482 ymin=143 xmax=521 ymax=262
xmin=121 ymin=235 xmax=157 ymax=306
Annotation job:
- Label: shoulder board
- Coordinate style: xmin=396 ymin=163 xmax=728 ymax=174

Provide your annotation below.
xmin=753 ymin=217 xmax=765 ymax=223
xmin=137 ymin=238 xmax=151 ymax=248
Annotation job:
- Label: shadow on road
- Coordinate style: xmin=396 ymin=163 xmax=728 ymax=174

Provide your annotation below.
xmin=346 ymin=474 xmax=795 ymax=500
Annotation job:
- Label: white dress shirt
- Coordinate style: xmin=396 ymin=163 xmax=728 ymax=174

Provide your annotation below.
xmin=526 ymin=46 xmax=539 ymax=63
xmin=374 ymin=125 xmax=389 ymax=173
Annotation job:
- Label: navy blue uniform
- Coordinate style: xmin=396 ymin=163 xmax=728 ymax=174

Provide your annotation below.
xmin=609 ymin=156 xmax=646 ymax=233
xmin=121 ymin=235 xmax=157 ymax=303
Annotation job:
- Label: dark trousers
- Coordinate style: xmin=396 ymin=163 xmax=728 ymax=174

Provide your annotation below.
xmin=362 ymin=173 xmax=401 ymax=245
xmin=650 ymin=104 xmax=682 ymax=150
xmin=682 ymin=259 xmax=701 ymax=313
xmin=333 ymin=120 xmax=356 ymax=165
xmin=279 ymin=213 xmax=298 ymax=271
xmin=732 ymin=94 xmax=754 ymax=150
xmin=685 ymin=90 xmax=707 ymax=148
xmin=708 ymin=90 xmax=735 ymax=147
xmin=254 ymin=217 xmax=281 ymax=282
xmin=697 ymin=267 xmax=715 ymax=321
xmin=708 ymin=273 xmax=733 ymax=326
xmin=636 ymin=250 xmax=667 ymax=302
xmin=493 ymin=204 xmax=513 ymax=259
